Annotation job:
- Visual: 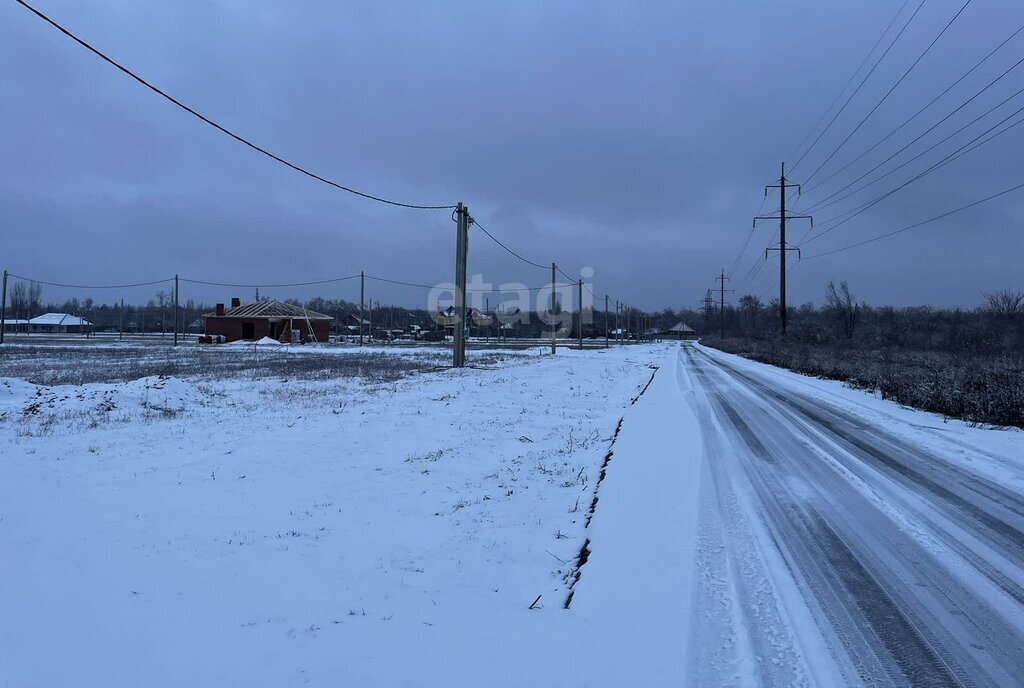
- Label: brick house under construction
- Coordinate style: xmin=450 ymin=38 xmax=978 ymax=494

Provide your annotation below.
xmin=204 ymin=298 xmax=333 ymax=343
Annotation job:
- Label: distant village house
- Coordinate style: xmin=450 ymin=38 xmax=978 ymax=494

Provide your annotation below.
xmin=433 ymin=306 xmax=492 ymax=337
xmin=204 ymin=298 xmax=332 ymax=343
xmin=661 ymin=322 xmax=698 ymax=340
xmin=28 ymin=313 xmax=93 ymax=334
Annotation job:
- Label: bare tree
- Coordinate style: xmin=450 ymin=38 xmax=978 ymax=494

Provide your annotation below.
xmin=9 ymin=281 xmax=42 ymax=324
xmin=983 ymin=289 xmax=1024 ymax=319
xmin=738 ymin=294 xmax=763 ymax=335
xmin=825 ymin=280 xmax=858 ymax=339
xmin=156 ymin=290 xmax=169 ymax=335
xmin=10 ymin=282 xmax=27 ymax=320
xmin=28 ymin=282 xmax=42 ymax=316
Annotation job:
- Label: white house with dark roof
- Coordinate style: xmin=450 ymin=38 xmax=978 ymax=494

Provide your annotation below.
xmin=29 ymin=313 xmax=93 ymax=334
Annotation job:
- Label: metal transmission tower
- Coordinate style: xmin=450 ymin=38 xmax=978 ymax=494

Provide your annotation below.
xmin=701 ymin=289 xmax=715 ymax=332
xmin=715 ymin=269 xmax=733 ymax=338
xmin=754 ymin=162 xmax=813 ymax=335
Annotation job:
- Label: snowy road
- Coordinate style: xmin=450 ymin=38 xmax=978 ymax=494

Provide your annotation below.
xmin=680 ymin=343 xmax=1024 ymax=687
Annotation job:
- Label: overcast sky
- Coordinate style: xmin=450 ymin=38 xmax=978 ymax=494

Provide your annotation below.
xmin=2 ymin=0 xmax=1023 ymax=311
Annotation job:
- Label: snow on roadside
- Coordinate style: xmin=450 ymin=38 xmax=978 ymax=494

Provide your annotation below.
xmin=696 ymin=343 xmax=1024 ymax=483
xmin=0 ymin=345 xmax=666 ymax=687
xmin=566 ymin=345 xmax=702 ymax=684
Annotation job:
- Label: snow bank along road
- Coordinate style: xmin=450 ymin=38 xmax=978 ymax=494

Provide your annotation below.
xmin=668 ymin=343 xmax=1024 ymax=687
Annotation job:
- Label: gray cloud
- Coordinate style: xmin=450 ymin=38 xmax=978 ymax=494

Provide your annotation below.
xmin=2 ymin=0 xmax=1022 ymax=310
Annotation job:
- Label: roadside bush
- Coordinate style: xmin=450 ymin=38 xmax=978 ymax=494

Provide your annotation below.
xmin=702 ymin=336 xmax=1024 ymax=429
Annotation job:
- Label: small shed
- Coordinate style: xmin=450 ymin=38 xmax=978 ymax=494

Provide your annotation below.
xmin=204 ymin=298 xmax=332 ymax=343
xmin=662 ymin=322 xmax=697 ymax=340
xmin=29 ymin=313 xmax=93 ymax=334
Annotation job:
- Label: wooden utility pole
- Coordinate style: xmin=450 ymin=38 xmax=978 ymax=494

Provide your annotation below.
xmin=615 ymin=301 xmax=621 ymax=345
xmin=119 ymin=298 xmax=124 ymax=341
xmin=577 ymin=279 xmax=584 ymax=349
xmin=614 ymin=301 xmax=619 ymax=344
xmin=550 ymin=263 xmax=557 ymax=355
xmin=173 ymin=274 xmax=179 ymax=346
xmin=754 ymin=162 xmax=812 ymax=336
xmin=453 ymin=203 xmax=469 ymax=368
xmin=359 ymin=270 xmax=365 ymax=346
xmin=604 ymin=295 xmax=609 ymax=348
xmin=0 ymin=270 xmax=6 ymax=345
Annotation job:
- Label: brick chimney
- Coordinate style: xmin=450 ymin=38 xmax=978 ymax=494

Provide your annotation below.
xmin=215 ymin=303 xmax=225 ymax=316
xmin=231 ymin=297 xmax=241 ymax=309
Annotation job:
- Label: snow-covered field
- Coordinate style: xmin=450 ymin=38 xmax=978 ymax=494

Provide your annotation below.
xmin=5 ymin=340 xmax=1022 ymax=686
xmin=1 ymin=343 xmax=665 ymax=686
xmin=0 ymin=339 xmax=475 ymax=385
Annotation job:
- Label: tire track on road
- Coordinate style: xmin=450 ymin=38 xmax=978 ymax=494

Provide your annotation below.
xmin=685 ymin=344 xmax=1024 ymax=686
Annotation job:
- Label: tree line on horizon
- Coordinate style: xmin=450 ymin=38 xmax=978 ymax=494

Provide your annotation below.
xmin=4 ymin=279 xmax=1022 ymax=348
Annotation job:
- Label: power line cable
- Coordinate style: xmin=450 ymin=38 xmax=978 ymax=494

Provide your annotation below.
xmin=803 ymin=21 xmax=1024 ymax=197
xmin=727 ymin=229 xmax=755 ymax=276
xmin=803 ymin=179 xmax=1024 ymax=259
xmin=735 ymin=227 xmax=779 ymax=292
xmin=470 ymin=218 xmax=550 ymax=270
xmin=744 ymin=257 xmax=770 ymax=291
xmin=755 ymin=267 xmax=780 ymax=302
xmin=365 ymin=274 xmax=573 ymax=292
xmin=12 ymin=0 xmax=456 ymax=211
xmin=787 ymin=0 xmax=912 ymax=168
xmin=734 ymin=234 xmax=773 ymax=291
xmin=182 ymin=275 xmax=360 ymax=288
xmin=555 ymin=268 xmax=602 ymax=303
xmin=803 ymin=53 xmax=1024 ymax=214
xmin=802 ymin=0 xmax=974 ymax=186
xmin=734 ymin=183 xmax=797 ymax=288
xmin=800 ymin=96 xmax=1024 ymax=245
xmin=725 ymin=182 xmax=783 ymax=278
xmin=467 ymin=217 xmax=598 ymax=299
xmin=363 ymin=275 xmax=435 ymax=290
xmin=5 ymin=274 xmax=173 ymax=289
xmin=790 ymin=0 xmax=927 ymax=174
xmin=798 ymin=89 xmax=1024 ymax=243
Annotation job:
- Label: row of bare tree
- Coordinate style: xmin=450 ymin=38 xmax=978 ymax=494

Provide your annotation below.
xmin=710 ymin=282 xmax=1024 ymax=354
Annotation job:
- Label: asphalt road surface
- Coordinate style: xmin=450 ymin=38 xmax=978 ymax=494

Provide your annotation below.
xmin=681 ymin=344 xmax=1024 ymax=687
